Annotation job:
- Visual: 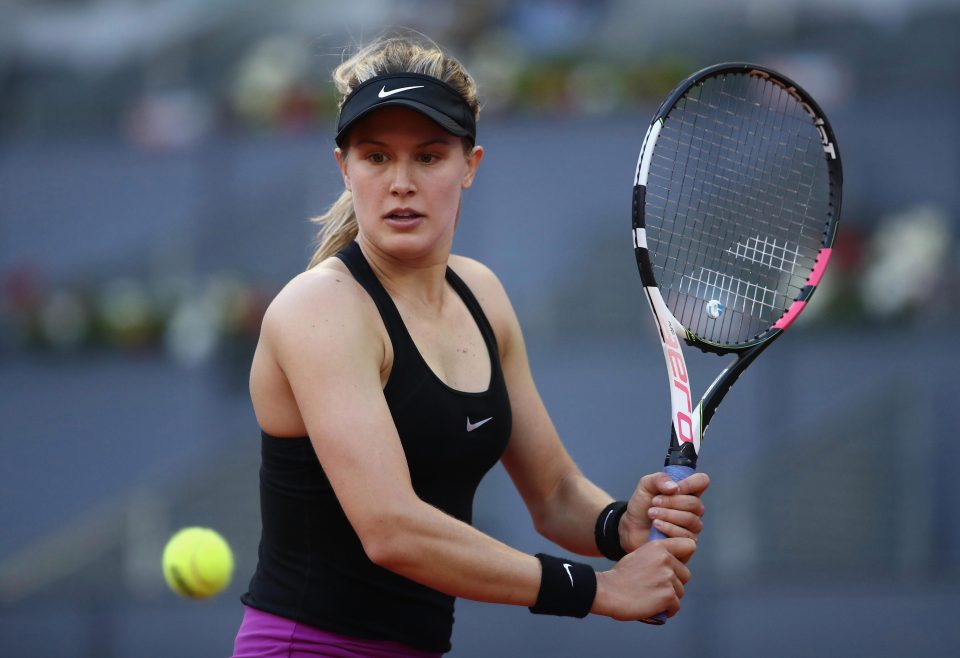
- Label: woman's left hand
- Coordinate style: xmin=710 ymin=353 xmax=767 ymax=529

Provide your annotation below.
xmin=618 ymin=471 xmax=710 ymax=553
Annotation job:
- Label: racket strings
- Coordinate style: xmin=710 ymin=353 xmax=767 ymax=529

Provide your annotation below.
xmin=644 ymin=72 xmax=831 ymax=345
xmin=681 ymin=267 xmax=780 ymax=320
xmin=726 ymin=235 xmax=801 ymax=277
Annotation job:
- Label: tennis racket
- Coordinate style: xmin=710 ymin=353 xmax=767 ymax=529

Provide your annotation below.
xmin=632 ymin=63 xmax=842 ymax=623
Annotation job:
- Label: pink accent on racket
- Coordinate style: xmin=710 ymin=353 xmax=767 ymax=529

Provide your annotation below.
xmin=807 ymin=248 xmax=833 ymax=286
xmin=773 ymin=301 xmax=808 ymax=330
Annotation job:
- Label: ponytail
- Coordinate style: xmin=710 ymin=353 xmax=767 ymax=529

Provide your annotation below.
xmin=307 ymin=190 xmax=357 ymax=268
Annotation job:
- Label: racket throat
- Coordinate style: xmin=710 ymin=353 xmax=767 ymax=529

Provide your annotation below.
xmin=664 ymin=429 xmax=698 ymax=469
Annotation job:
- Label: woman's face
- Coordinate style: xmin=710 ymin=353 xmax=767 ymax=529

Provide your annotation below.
xmin=335 ymin=106 xmax=483 ymax=263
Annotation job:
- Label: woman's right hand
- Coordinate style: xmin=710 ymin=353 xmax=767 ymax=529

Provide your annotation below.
xmin=592 ymin=537 xmax=696 ymax=621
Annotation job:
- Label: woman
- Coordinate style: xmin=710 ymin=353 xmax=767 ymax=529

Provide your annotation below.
xmin=232 ymin=33 xmax=710 ymax=657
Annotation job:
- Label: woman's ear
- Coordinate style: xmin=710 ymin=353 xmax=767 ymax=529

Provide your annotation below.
xmin=461 ymin=144 xmax=484 ymax=189
xmin=335 ymin=148 xmax=352 ymax=191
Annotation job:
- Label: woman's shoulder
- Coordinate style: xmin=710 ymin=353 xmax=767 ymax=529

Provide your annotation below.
xmin=447 ymin=254 xmax=519 ymax=347
xmin=261 ymin=260 xmax=379 ymax=344
xmin=448 ymin=254 xmax=509 ymax=304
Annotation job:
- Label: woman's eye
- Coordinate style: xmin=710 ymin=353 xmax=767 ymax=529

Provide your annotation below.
xmin=418 ymin=153 xmax=438 ymax=164
xmin=368 ymin=152 xmax=386 ymax=163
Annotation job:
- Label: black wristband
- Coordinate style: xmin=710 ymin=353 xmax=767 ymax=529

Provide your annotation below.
xmin=595 ymin=501 xmax=629 ymax=561
xmin=528 ymin=553 xmax=596 ymax=618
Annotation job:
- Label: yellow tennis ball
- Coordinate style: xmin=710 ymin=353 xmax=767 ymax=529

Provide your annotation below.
xmin=162 ymin=527 xmax=234 ymax=599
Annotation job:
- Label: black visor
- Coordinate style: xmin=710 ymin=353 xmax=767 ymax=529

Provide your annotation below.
xmin=335 ymin=73 xmax=476 ymax=147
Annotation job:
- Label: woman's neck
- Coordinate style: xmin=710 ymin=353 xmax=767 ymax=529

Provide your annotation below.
xmin=356 ymin=235 xmax=452 ymax=311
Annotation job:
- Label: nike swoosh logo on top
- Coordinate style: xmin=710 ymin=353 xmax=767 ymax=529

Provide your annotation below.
xmin=562 ymin=563 xmax=574 ymax=586
xmin=466 ymin=417 xmax=493 ymax=432
xmin=378 ymin=85 xmax=425 ymax=98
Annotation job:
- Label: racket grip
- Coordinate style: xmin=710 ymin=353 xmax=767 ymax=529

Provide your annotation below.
xmin=641 ymin=463 xmax=695 ymax=625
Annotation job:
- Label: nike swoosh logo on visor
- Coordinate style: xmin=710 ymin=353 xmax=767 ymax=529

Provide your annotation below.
xmin=466 ymin=417 xmax=493 ymax=432
xmin=378 ymin=85 xmax=425 ymax=98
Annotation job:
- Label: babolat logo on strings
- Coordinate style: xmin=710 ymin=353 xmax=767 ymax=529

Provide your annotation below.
xmin=748 ymin=69 xmax=837 ymax=160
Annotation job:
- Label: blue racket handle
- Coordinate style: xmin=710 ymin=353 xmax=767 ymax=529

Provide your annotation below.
xmin=641 ymin=463 xmax=695 ymax=625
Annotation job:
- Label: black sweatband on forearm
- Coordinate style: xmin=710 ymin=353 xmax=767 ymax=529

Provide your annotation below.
xmin=595 ymin=500 xmax=629 ymax=561
xmin=528 ymin=553 xmax=596 ymax=618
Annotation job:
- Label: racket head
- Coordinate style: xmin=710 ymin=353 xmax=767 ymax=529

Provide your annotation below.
xmin=633 ymin=62 xmax=843 ymax=354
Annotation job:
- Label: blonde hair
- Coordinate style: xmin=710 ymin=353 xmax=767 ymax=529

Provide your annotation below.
xmin=307 ymin=33 xmax=481 ymax=269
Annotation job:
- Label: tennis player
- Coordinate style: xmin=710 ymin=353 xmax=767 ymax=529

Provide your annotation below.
xmin=231 ymin=32 xmax=710 ymax=658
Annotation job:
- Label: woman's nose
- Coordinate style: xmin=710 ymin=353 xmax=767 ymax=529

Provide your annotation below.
xmin=389 ymin=161 xmax=416 ymax=195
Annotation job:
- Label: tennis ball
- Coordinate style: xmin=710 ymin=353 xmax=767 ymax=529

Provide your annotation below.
xmin=162 ymin=527 xmax=234 ymax=599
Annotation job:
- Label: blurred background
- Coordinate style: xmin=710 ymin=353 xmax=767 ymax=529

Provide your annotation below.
xmin=1 ymin=0 xmax=959 ymax=656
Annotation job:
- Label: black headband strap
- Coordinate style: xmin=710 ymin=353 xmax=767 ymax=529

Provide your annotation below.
xmin=335 ymin=72 xmax=476 ymax=147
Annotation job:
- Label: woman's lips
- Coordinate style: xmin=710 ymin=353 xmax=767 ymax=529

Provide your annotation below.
xmin=384 ymin=208 xmax=424 ymax=229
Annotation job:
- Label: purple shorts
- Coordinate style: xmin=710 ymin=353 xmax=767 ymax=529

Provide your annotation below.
xmin=231 ymin=606 xmax=444 ymax=658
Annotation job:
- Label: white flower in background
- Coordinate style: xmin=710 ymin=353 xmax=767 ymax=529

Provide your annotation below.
xmin=163 ymin=272 xmax=247 ymax=366
xmin=165 ymin=295 xmax=218 ymax=367
xmin=860 ymin=205 xmax=951 ymax=318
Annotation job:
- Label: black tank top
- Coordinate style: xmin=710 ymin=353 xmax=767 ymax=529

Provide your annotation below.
xmin=241 ymin=241 xmax=512 ymax=653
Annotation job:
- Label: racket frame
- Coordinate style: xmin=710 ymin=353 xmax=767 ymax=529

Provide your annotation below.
xmin=632 ymin=62 xmax=843 ymax=467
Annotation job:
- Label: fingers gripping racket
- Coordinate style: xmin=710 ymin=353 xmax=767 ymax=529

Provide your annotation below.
xmin=632 ymin=63 xmax=842 ymax=623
